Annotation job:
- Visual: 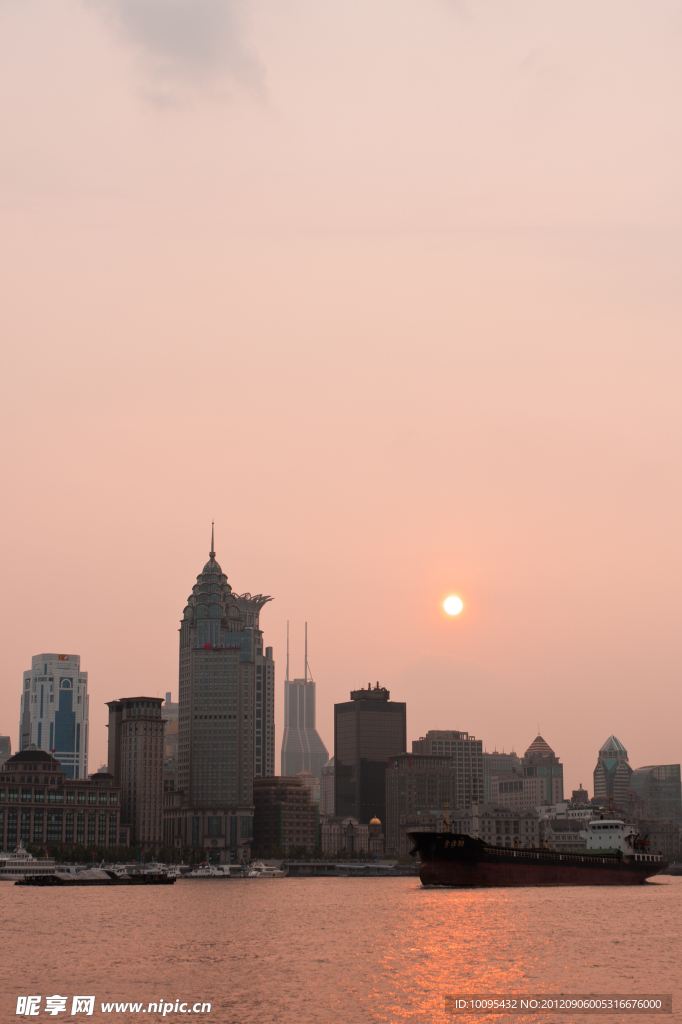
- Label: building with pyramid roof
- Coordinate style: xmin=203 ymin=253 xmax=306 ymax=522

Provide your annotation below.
xmin=488 ymin=735 xmax=564 ymax=810
xmin=593 ymin=734 xmax=632 ymax=811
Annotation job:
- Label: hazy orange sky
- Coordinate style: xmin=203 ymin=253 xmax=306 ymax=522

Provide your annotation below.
xmin=2 ymin=0 xmax=682 ymax=791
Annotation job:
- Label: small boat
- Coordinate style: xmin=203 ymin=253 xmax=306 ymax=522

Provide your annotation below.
xmin=0 ymin=845 xmax=56 ymax=882
xmin=183 ymin=864 xmax=230 ymax=878
xmin=246 ymin=861 xmax=285 ymax=878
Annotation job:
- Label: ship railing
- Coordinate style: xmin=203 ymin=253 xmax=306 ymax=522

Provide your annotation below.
xmin=485 ymin=846 xmax=622 ymax=864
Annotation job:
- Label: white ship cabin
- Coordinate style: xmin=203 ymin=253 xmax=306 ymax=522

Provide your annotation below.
xmin=580 ymin=820 xmax=662 ymax=862
xmin=0 ymin=844 xmax=56 ymax=880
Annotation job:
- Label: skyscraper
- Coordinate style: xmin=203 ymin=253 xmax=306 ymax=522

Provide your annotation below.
xmin=19 ymin=653 xmax=89 ymax=779
xmin=412 ymin=730 xmax=484 ymax=808
xmin=334 ymin=683 xmax=406 ymax=824
xmin=0 ymin=737 xmax=11 ymax=770
xmin=170 ymin=529 xmax=274 ymax=862
xmin=593 ymin=735 xmax=632 ymax=811
xmin=630 ymin=764 xmax=682 ymax=820
xmin=521 ymin=735 xmax=564 ymax=804
xmin=107 ymin=697 xmax=164 ymax=847
xmin=280 ymin=623 xmax=329 ymax=780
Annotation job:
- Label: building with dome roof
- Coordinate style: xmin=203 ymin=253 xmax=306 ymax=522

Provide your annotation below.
xmin=593 ymin=735 xmax=632 ymax=811
xmin=163 ymin=529 xmax=275 ymax=863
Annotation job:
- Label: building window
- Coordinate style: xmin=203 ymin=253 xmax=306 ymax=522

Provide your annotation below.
xmin=32 ymin=810 xmax=44 ymax=842
xmin=46 ymin=811 xmax=63 ymax=843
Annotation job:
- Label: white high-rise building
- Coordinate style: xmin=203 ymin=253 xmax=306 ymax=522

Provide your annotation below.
xmin=280 ymin=625 xmax=328 ymax=781
xmin=19 ymin=653 xmax=89 ymax=779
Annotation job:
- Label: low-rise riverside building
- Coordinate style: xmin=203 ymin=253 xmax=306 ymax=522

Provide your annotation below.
xmin=0 ymin=747 xmax=127 ymax=850
xmin=320 ymin=815 xmax=369 ymax=856
xmin=163 ymin=801 xmax=254 ymax=862
xmin=391 ymin=803 xmax=541 ymax=856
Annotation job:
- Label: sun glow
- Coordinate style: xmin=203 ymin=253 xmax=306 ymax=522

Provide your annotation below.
xmin=444 ymin=595 xmax=463 ymax=616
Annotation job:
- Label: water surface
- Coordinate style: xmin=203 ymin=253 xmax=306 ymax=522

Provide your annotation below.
xmin=3 ymin=876 xmax=680 ymax=1022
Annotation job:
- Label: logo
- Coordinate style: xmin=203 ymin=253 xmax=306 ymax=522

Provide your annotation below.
xmin=59 ymin=654 xmax=70 ymax=661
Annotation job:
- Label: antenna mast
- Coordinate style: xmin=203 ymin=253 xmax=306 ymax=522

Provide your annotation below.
xmin=304 ymin=622 xmax=308 ymax=682
xmin=286 ymin=621 xmax=290 ymax=683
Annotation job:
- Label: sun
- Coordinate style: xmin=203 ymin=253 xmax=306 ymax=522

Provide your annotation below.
xmin=444 ymin=595 xmax=463 ymax=616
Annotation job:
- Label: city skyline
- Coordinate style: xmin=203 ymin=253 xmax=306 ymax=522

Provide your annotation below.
xmin=3 ymin=540 xmax=678 ymax=799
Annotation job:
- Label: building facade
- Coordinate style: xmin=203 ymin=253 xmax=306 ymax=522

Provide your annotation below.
xmin=320 ymin=816 xmax=375 ymax=857
xmin=19 ymin=653 xmax=89 ymax=779
xmin=296 ymin=769 xmax=320 ymax=806
xmin=335 ymin=684 xmax=406 ymax=825
xmin=252 ymin=777 xmax=318 ymax=855
xmin=281 ymin=677 xmax=329 ymax=781
xmin=630 ymin=765 xmax=682 ymax=820
xmin=254 ymin=645 xmax=275 ymax=779
xmin=172 ymin=533 xmax=273 ymax=861
xmin=593 ymin=735 xmax=632 ymax=811
xmin=521 ymin=735 xmax=564 ymax=803
xmin=466 ymin=804 xmax=540 ymax=848
xmin=487 ymin=736 xmax=563 ymax=810
xmin=320 ymin=757 xmax=335 ymax=815
xmin=107 ymin=697 xmax=164 ymax=848
xmin=412 ymin=731 xmax=484 ymax=809
xmin=0 ymin=737 xmax=11 ymax=770
xmin=386 ymin=753 xmax=460 ymax=856
xmin=0 ymin=747 xmax=126 ymax=851
xmin=395 ymin=802 xmax=540 ymax=853
xmin=482 ymin=750 xmax=521 ymax=802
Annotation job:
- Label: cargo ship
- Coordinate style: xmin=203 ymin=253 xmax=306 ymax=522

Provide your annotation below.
xmin=409 ymin=819 xmax=668 ymax=887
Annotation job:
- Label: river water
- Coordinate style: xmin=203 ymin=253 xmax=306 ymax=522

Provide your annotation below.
xmin=3 ymin=876 xmax=680 ymax=1023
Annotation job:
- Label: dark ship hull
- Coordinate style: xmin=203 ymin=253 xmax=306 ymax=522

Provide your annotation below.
xmin=409 ymin=832 xmax=667 ymax=887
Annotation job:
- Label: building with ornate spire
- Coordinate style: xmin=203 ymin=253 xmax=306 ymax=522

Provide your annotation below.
xmin=163 ymin=528 xmax=274 ymax=862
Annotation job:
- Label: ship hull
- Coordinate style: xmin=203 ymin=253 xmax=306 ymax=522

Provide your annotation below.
xmin=410 ymin=832 xmax=667 ymax=888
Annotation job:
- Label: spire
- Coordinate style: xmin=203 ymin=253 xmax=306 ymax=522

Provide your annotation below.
xmin=210 ymin=521 xmax=215 ymax=559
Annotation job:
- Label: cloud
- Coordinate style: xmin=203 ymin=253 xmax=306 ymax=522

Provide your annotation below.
xmin=87 ymin=0 xmax=264 ymax=99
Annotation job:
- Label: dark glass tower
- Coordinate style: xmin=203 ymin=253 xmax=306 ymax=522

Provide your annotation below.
xmin=334 ymin=684 xmax=406 ymax=824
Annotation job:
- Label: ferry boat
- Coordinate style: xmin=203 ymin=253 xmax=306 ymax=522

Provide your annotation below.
xmin=409 ymin=819 xmax=668 ymax=887
xmin=0 ymin=845 xmax=56 ymax=882
xmin=17 ymin=867 xmax=175 ymax=886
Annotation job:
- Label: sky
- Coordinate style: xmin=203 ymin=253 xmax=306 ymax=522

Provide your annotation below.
xmin=1 ymin=0 xmax=682 ymax=792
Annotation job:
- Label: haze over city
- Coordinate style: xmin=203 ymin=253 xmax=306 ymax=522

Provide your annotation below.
xmin=2 ymin=0 xmax=682 ymax=790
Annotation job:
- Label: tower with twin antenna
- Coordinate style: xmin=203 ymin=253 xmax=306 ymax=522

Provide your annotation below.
xmin=280 ymin=623 xmax=329 ymax=781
